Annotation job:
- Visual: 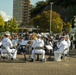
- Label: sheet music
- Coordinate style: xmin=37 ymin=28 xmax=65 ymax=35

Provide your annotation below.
xmin=45 ymin=45 xmax=53 ymax=50
xmin=21 ymin=40 xmax=29 ymax=45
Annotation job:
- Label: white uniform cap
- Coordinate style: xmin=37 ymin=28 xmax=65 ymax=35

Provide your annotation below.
xmin=37 ymin=34 xmax=41 ymax=37
xmin=5 ymin=31 xmax=10 ymax=36
xmin=65 ymin=35 xmax=69 ymax=38
xmin=50 ymin=36 xmax=53 ymax=39
xmin=61 ymin=36 xmax=65 ymax=38
xmin=44 ymin=35 xmax=48 ymax=38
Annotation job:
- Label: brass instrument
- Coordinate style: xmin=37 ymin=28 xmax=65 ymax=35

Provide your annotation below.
xmin=30 ymin=33 xmax=37 ymax=40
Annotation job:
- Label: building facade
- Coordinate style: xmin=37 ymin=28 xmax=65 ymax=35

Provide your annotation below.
xmin=13 ymin=0 xmax=30 ymax=27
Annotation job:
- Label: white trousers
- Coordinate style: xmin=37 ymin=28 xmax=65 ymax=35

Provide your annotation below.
xmin=1 ymin=48 xmax=17 ymax=59
xmin=54 ymin=50 xmax=63 ymax=61
xmin=1 ymin=49 xmax=8 ymax=57
xmin=64 ymin=48 xmax=69 ymax=54
xmin=0 ymin=48 xmax=2 ymax=52
xmin=31 ymin=49 xmax=45 ymax=59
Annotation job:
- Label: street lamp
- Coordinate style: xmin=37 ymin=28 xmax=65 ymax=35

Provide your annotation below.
xmin=74 ymin=16 xmax=76 ymax=27
xmin=37 ymin=26 xmax=39 ymax=33
xmin=50 ymin=2 xmax=53 ymax=34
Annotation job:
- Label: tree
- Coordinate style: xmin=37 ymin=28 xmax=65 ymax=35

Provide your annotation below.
xmin=57 ymin=0 xmax=76 ymax=7
xmin=63 ymin=22 xmax=72 ymax=33
xmin=4 ymin=22 xmax=10 ymax=31
xmin=30 ymin=0 xmax=76 ymax=25
xmin=52 ymin=17 xmax=63 ymax=33
xmin=9 ymin=18 xmax=18 ymax=32
xmin=29 ymin=10 xmax=63 ymax=33
xmin=30 ymin=1 xmax=47 ymax=18
xmin=0 ymin=15 xmax=5 ymax=32
xmin=51 ymin=11 xmax=63 ymax=33
xmin=47 ymin=0 xmax=76 ymax=7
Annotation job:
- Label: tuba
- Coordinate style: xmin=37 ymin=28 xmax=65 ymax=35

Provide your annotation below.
xmin=30 ymin=33 xmax=37 ymax=40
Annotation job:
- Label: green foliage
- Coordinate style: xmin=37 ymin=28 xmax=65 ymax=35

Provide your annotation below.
xmin=63 ymin=22 xmax=72 ymax=33
xmin=30 ymin=0 xmax=76 ymax=25
xmin=74 ymin=33 xmax=76 ymax=39
xmin=0 ymin=15 xmax=5 ymax=32
xmin=39 ymin=11 xmax=50 ymax=31
xmin=52 ymin=17 xmax=63 ymax=33
xmin=29 ymin=10 xmax=63 ymax=33
xmin=51 ymin=11 xmax=63 ymax=33
xmin=56 ymin=0 xmax=76 ymax=7
xmin=9 ymin=18 xmax=18 ymax=32
xmin=18 ymin=28 xmax=24 ymax=33
xmin=0 ymin=15 xmax=4 ymax=26
xmin=4 ymin=22 xmax=10 ymax=31
xmin=0 ymin=15 xmax=18 ymax=32
xmin=30 ymin=1 xmax=47 ymax=18
xmin=47 ymin=0 xmax=76 ymax=7
xmin=30 ymin=0 xmax=75 ymax=33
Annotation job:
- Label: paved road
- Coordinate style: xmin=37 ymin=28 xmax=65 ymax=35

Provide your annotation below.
xmin=0 ymin=55 xmax=76 ymax=75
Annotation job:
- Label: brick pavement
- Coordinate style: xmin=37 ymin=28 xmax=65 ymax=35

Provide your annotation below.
xmin=0 ymin=54 xmax=76 ymax=75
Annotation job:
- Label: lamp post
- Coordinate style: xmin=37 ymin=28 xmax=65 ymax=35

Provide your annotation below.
xmin=74 ymin=16 xmax=76 ymax=28
xmin=50 ymin=2 xmax=53 ymax=34
xmin=74 ymin=16 xmax=76 ymax=49
xmin=37 ymin=26 xmax=39 ymax=33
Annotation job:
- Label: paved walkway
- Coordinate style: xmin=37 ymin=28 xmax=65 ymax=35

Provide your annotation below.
xmin=0 ymin=55 xmax=76 ymax=75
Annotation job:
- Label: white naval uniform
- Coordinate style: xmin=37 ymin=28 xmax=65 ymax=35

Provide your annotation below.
xmin=12 ymin=39 xmax=18 ymax=48
xmin=0 ymin=41 xmax=2 ymax=52
xmin=31 ymin=39 xmax=45 ymax=60
xmin=64 ymin=39 xmax=71 ymax=54
xmin=54 ymin=40 xmax=68 ymax=61
xmin=2 ymin=37 xmax=17 ymax=59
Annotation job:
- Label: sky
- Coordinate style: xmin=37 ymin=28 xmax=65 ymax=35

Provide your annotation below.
xmin=0 ymin=0 xmax=45 ymax=21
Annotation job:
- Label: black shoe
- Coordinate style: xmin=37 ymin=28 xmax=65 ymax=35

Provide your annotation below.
xmin=30 ymin=59 xmax=34 ymax=62
xmin=11 ymin=58 xmax=16 ymax=61
xmin=61 ymin=56 xmax=64 ymax=59
xmin=48 ymin=57 xmax=51 ymax=59
xmin=3 ymin=57 xmax=6 ymax=59
xmin=11 ymin=58 xmax=13 ymax=60
xmin=24 ymin=58 xmax=26 ymax=61
xmin=40 ymin=59 xmax=46 ymax=62
xmin=1 ymin=56 xmax=3 ymax=58
xmin=65 ymin=54 xmax=67 ymax=57
xmin=1 ymin=56 xmax=8 ymax=59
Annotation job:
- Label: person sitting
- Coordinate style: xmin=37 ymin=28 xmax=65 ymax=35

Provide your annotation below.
xmin=18 ymin=37 xmax=29 ymax=60
xmin=17 ymin=37 xmax=26 ymax=54
xmin=30 ymin=34 xmax=45 ymax=62
xmin=12 ymin=36 xmax=18 ymax=49
xmin=0 ymin=37 xmax=2 ymax=52
xmin=64 ymin=35 xmax=71 ymax=56
xmin=54 ymin=36 xmax=68 ymax=61
xmin=44 ymin=37 xmax=53 ymax=59
xmin=1 ymin=31 xmax=17 ymax=60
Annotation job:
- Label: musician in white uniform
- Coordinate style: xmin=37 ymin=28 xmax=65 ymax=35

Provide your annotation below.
xmin=0 ymin=37 xmax=2 ymax=52
xmin=54 ymin=36 xmax=68 ymax=61
xmin=30 ymin=34 xmax=45 ymax=62
xmin=2 ymin=31 xmax=17 ymax=60
xmin=64 ymin=35 xmax=71 ymax=55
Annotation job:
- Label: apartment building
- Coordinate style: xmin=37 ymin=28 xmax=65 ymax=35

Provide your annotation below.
xmin=13 ymin=0 xmax=30 ymax=27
